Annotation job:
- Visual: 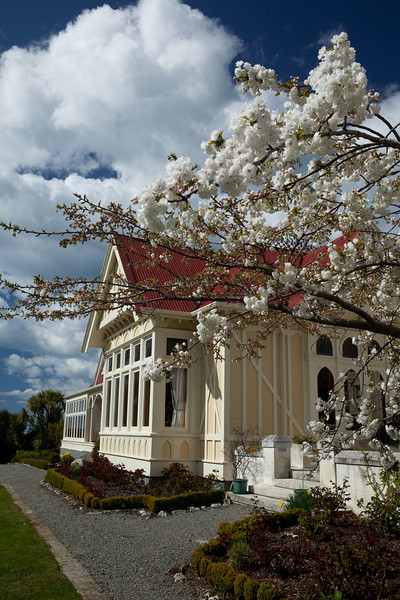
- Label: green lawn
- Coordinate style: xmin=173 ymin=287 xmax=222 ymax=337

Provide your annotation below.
xmin=0 ymin=485 xmax=83 ymax=600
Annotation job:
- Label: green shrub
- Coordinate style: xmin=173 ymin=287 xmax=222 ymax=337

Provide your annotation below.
xmin=284 ymin=489 xmax=312 ymax=511
xmin=244 ymin=578 xmax=260 ymax=600
xmin=231 ymin=515 xmax=258 ymax=534
xmin=358 ymin=463 xmax=400 ymax=537
xmin=213 ymin=562 xmax=229 ymax=583
xmin=216 ymin=567 xmax=235 ymax=596
xmin=202 ymin=539 xmax=226 ymax=558
xmin=234 ymin=573 xmax=248 ymax=599
xmin=49 ymin=451 xmax=60 ymax=464
xmin=91 ymin=497 xmax=101 ymax=509
xmin=206 ymin=561 xmax=218 ymax=585
xmin=191 ymin=516 xmax=282 ymax=600
xmin=60 ymin=452 xmax=74 ymax=465
xmin=227 ymin=538 xmax=255 ymax=569
xmin=198 ymin=556 xmax=210 ymax=577
xmin=46 ymin=467 xmax=224 ymax=514
xmin=223 ymin=565 xmax=237 ymax=589
xmin=99 ymin=495 xmax=147 ymax=510
xmin=61 ymin=477 xmax=86 ymax=500
xmin=13 ymin=449 xmax=59 ymax=463
xmin=45 ymin=468 xmax=65 ymax=489
xmin=191 ymin=547 xmax=205 ymax=573
xmin=19 ymin=457 xmax=49 ymax=470
xmin=144 ymin=488 xmax=224 ymax=513
xmin=257 ymin=582 xmax=278 ymax=600
xmin=84 ymin=492 xmax=94 ymax=508
xmin=218 ymin=520 xmax=233 ymax=537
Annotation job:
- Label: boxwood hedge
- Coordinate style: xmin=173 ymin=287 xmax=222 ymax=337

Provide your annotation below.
xmin=44 ymin=469 xmax=225 ymax=513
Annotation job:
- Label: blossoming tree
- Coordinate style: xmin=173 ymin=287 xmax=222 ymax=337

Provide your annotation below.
xmin=2 ymin=33 xmax=400 ymax=463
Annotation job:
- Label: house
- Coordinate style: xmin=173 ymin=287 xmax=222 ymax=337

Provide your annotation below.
xmin=60 ymin=237 xmax=387 ymax=479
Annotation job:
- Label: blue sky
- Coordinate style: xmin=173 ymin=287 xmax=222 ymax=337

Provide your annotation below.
xmin=0 ymin=0 xmax=399 ymax=413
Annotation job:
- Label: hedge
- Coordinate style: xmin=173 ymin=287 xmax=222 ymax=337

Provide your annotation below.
xmin=45 ymin=469 xmax=226 ymax=512
xmin=13 ymin=450 xmax=59 ymax=464
xmin=19 ymin=458 xmax=49 ymax=470
xmin=144 ymin=488 xmax=225 ymax=513
xmin=99 ymin=495 xmax=148 ymax=510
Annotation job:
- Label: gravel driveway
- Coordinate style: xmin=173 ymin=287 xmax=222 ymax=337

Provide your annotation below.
xmin=0 ymin=464 xmax=253 ymax=600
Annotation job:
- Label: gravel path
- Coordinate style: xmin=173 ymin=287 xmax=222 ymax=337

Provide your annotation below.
xmin=0 ymin=464 xmax=253 ymax=600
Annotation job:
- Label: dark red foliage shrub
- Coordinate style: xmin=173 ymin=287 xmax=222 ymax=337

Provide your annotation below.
xmin=54 ymin=453 xmax=146 ymax=497
xmin=148 ymin=462 xmax=218 ymax=497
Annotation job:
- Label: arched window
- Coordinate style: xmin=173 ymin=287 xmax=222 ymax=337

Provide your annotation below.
xmin=316 ymin=336 xmax=333 ymax=356
xmin=317 ymin=367 xmax=335 ymax=425
xmin=344 ymin=369 xmax=361 ymax=428
xmin=370 ymin=372 xmax=388 ymax=442
xmin=342 ymin=337 xmax=358 ymax=358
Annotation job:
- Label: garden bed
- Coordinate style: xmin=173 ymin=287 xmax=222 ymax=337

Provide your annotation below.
xmin=191 ymin=485 xmax=400 ymax=600
xmin=45 ymin=455 xmax=225 ymax=513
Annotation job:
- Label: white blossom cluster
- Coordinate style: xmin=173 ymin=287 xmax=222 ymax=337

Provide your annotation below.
xmin=234 ymin=60 xmax=277 ymax=96
xmin=135 ymin=32 xmax=387 ymax=242
xmin=244 ymin=285 xmax=273 ymax=314
xmin=196 ymin=308 xmax=228 ymax=344
xmin=142 ymin=358 xmax=171 ymax=382
xmin=130 ymin=32 xmax=400 ymax=457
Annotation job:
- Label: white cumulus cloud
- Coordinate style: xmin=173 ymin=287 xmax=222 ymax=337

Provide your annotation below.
xmin=0 ymin=0 xmax=242 ymax=408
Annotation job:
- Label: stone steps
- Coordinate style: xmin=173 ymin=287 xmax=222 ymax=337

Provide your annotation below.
xmin=290 ymin=468 xmax=320 ymax=482
xmin=227 ymin=477 xmax=319 ymax=511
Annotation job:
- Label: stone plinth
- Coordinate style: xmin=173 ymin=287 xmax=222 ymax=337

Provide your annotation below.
xmin=262 ymin=435 xmax=291 ymax=483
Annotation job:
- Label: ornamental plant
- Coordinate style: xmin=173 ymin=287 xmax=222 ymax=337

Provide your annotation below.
xmin=148 ymin=462 xmax=219 ymax=496
xmin=2 ymin=33 xmax=400 ymax=463
xmin=60 ymin=452 xmax=74 ymax=465
xmin=197 ymin=505 xmax=396 ymax=599
xmin=358 ymin=462 xmax=400 ymax=537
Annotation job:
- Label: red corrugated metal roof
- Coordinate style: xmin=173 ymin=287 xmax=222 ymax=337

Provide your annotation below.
xmin=301 ymin=233 xmax=356 ymax=267
xmin=114 ymin=234 xmax=350 ymax=313
xmin=116 ymin=237 xmax=207 ymax=313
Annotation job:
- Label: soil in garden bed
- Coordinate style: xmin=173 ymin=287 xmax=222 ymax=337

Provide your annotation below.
xmin=211 ymin=511 xmax=400 ymax=600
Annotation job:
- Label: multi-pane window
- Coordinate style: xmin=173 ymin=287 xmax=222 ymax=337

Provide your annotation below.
xmin=64 ymin=398 xmax=87 ymax=439
xmin=105 ymin=380 xmax=112 ymax=428
xmin=104 ymin=338 xmax=154 ymax=431
xmin=124 ymin=348 xmax=130 ymax=366
xmin=113 ymin=377 xmax=120 ymax=427
xmin=145 ymin=338 xmax=152 ymax=358
xmin=132 ymin=371 xmax=139 ymax=427
xmin=143 ymin=379 xmax=150 ymax=427
xmin=134 ymin=344 xmax=140 ymax=362
xmin=166 ymin=337 xmax=187 ymax=355
xmin=122 ymin=374 xmax=129 ymax=427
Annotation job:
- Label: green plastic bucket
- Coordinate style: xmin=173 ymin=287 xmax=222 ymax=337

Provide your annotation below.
xmin=232 ymin=478 xmax=248 ymax=494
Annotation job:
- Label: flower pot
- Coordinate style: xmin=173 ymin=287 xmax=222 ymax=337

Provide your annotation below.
xmin=294 ymin=489 xmax=309 ymax=497
xmin=232 ymin=478 xmax=248 ymax=494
